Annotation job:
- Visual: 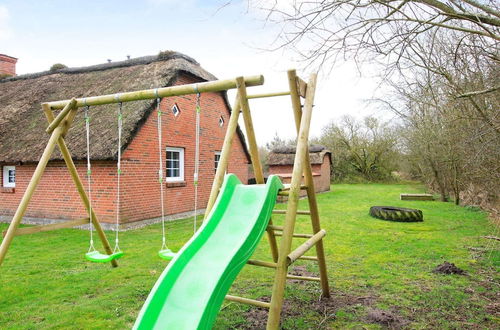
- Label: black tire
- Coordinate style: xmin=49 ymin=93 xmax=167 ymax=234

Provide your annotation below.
xmin=369 ymin=206 xmax=423 ymax=222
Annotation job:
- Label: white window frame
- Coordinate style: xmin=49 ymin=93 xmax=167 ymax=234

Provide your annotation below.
xmin=214 ymin=151 xmax=221 ymax=173
xmin=172 ymin=104 xmax=180 ymax=117
xmin=3 ymin=166 xmax=16 ymax=188
xmin=166 ymin=147 xmax=184 ymax=182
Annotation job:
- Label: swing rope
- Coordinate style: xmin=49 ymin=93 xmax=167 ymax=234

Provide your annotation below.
xmin=157 ymin=96 xmax=168 ymax=251
xmin=85 ymin=106 xmax=96 ymax=253
xmin=157 ymin=94 xmax=175 ymax=260
xmin=193 ymin=91 xmax=201 ymax=233
xmin=114 ymin=102 xmax=123 ymax=253
xmin=84 ymin=101 xmax=124 ymax=263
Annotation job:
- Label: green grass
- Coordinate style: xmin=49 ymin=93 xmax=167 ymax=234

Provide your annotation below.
xmin=0 ymin=183 xmax=498 ymax=329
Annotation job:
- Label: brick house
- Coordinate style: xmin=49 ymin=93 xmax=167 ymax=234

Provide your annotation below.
xmin=267 ymin=145 xmax=331 ymax=196
xmin=0 ymin=54 xmax=17 ymax=77
xmin=0 ymin=52 xmax=250 ymax=225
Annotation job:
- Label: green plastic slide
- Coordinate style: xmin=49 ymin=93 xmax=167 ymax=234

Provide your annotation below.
xmin=133 ymin=174 xmax=283 ymax=330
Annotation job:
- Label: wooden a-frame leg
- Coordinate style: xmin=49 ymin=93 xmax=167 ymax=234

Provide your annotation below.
xmin=287 ymin=70 xmax=330 ymax=297
xmin=236 ymin=77 xmax=279 ymax=262
xmin=0 ymin=126 xmax=66 ymax=267
xmin=42 ymin=103 xmax=117 ymax=267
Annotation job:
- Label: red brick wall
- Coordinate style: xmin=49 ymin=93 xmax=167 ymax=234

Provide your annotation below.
xmin=0 ymin=55 xmax=17 ymax=76
xmin=0 ymin=74 xmax=249 ymax=223
xmin=119 ymin=74 xmax=249 ymax=223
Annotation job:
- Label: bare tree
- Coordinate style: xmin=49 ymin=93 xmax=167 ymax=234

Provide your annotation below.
xmin=252 ymin=0 xmax=499 ymax=72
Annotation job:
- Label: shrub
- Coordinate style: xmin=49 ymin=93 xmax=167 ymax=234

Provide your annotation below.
xmin=50 ymin=63 xmax=67 ymax=72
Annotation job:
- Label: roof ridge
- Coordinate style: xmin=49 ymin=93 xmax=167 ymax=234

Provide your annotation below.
xmin=0 ymin=50 xmax=198 ymax=83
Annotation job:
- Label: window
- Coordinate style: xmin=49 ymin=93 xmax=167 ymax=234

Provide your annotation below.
xmin=172 ymin=104 xmax=180 ymax=117
xmin=214 ymin=152 xmax=221 ymax=173
xmin=3 ymin=166 xmax=15 ymax=188
xmin=166 ymin=147 xmax=184 ymax=182
xmin=218 ymin=115 xmax=224 ymax=127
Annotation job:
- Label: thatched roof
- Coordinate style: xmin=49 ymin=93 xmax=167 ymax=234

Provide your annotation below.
xmin=0 ymin=51 xmax=248 ymax=163
xmin=267 ymin=145 xmax=331 ymax=166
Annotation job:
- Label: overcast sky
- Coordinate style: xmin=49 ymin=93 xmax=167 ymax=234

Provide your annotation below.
xmin=0 ymin=0 xmax=381 ymax=143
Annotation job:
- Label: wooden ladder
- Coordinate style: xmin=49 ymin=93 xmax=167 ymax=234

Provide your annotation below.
xmin=208 ymin=70 xmax=330 ymax=329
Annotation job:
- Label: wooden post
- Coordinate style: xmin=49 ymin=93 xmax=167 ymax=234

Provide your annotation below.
xmin=287 ymin=70 xmax=330 ymax=297
xmin=0 ymin=104 xmax=74 ymax=267
xmin=267 ymin=73 xmax=318 ymax=329
xmin=42 ymin=103 xmax=118 ymax=267
xmin=237 ymin=77 xmax=280 ymax=263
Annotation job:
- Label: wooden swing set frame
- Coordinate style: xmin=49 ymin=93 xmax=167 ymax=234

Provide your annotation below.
xmin=0 ymin=69 xmax=329 ymax=329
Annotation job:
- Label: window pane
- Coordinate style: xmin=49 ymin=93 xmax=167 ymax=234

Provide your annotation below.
xmin=165 ymin=148 xmax=183 ymax=180
xmin=8 ymin=169 xmax=15 ymax=183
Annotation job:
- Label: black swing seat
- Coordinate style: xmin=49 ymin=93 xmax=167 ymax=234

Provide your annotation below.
xmin=85 ymin=250 xmax=124 ymax=263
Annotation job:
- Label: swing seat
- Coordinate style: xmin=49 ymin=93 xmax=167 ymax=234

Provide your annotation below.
xmin=158 ymin=248 xmax=176 ymax=260
xmin=85 ymin=250 xmax=124 ymax=263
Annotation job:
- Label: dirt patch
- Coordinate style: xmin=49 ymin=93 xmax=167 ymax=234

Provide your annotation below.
xmin=432 ymin=261 xmax=466 ymax=275
xmin=241 ymin=290 xmax=376 ymax=329
xmin=241 ymin=296 xmax=301 ymax=329
xmin=485 ymin=302 xmax=500 ymax=317
xmin=365 ymin=308 xmax=410 ymax=329
xmin=288 ymin=265 xmax=318 ymax=284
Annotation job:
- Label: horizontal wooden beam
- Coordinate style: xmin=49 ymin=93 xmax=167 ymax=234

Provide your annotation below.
xmin=46 ymin=75 xmax=265 ymax=110
xmin=246 ymin=91 xmax=290 ymax=99
xmin=3 ymin=218 xmax=89 ymax=237
xmin=287 ymin=229 xmax=326 ymax=265
xmin=225 ymin=295 xmax=270 ymax=308
xmin=287 ymin=274 xmax=321 ymax=282
xmin=247 ymin=259 xmax=277 ymax=269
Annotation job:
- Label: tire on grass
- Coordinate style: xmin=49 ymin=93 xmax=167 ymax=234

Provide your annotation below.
xmin=369 ymin=206 xmax=423 ymax=222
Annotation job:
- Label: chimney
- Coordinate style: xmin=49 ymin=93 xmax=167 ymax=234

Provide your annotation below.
xmin=0 ymin=54 xmax=18 ymax=77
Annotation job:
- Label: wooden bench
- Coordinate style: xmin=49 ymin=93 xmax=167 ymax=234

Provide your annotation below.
xmin=400 ymin=193 xmax=434 ymax=201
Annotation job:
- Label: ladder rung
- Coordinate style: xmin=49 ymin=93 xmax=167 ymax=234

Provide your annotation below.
xmin=225 ymin=295 xmax=270 ymax=308
xmin=281 ymin=184 xmax=308 ymax=191
xmin=247 ymin=259 xmax=277 ymax=268
xmin=272 ymin=209 xmax=311 ymax=215
xmin=267 ymin=224 xmax=283 ymax=231
xmin=274 ymin=232 xmax=313 ymax=239
xmin=287 ymin=274 xmax=321 ymax=282
xmin=299 ymin=256 xmax=318 ymax=261
xmin=287 ymin=230 xmax=326 ymax=265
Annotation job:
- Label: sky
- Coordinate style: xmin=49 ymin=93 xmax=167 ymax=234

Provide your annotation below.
xmin=0 ymin=0 xmax=381 ymax=143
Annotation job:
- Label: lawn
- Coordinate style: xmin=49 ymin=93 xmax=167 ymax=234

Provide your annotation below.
xmin=0 ymin=183 xmax=498 ymax=329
